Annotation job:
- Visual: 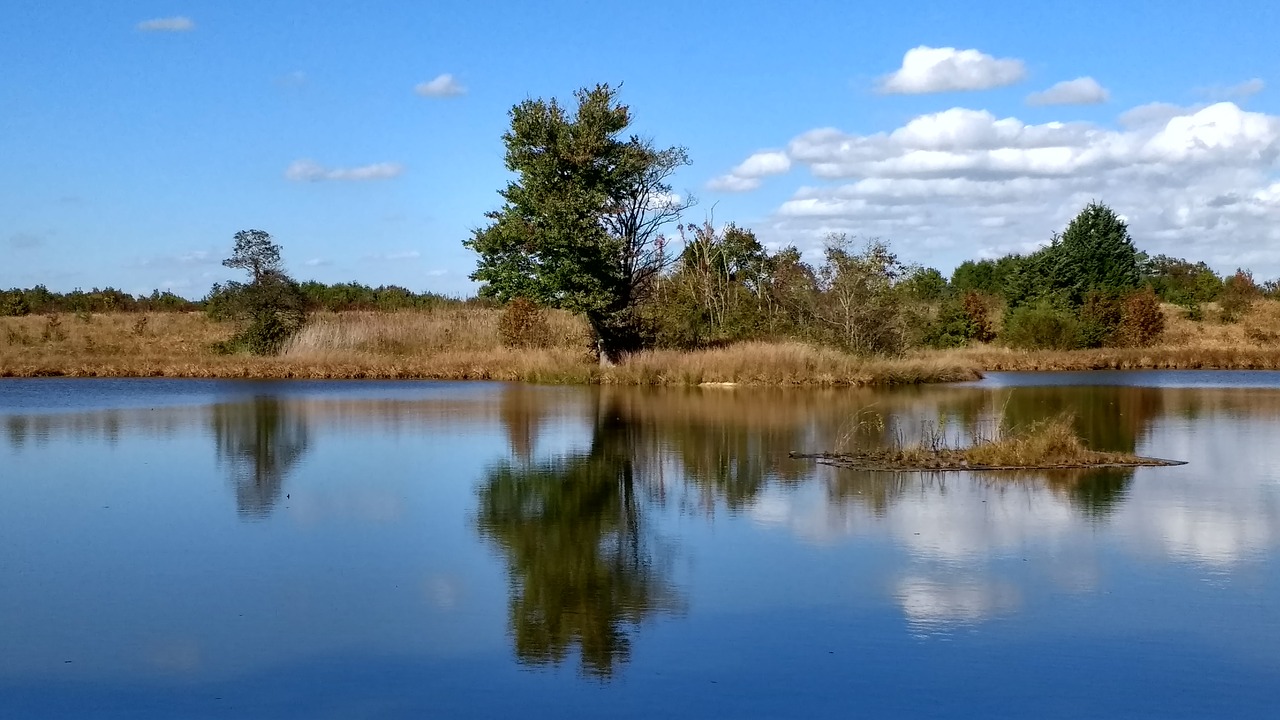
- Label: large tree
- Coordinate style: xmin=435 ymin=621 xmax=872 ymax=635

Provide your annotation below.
xmin=1057 ymin=201 xmax=1140 ymax=303
xmin=465 ymin=84 xmax=692 ymax=361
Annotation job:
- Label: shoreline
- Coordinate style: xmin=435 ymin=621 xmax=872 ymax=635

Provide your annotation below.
xmin=10 ymin=347 xmax=1280 ymax=384
xmin=9 ymin=310 xmax=1280 ymax=385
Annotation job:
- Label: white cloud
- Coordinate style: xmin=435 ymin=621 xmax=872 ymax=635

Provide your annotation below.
xmin=707 ymin=150 xmax=792 ymax=193
xmin=414 ymin=74 xmax=466 ymax=98
xmin=733 ymin=101 xmax=1280 ymax=274
xmin=1027 ymin=76 xmax=1110 ymax=106
xmin=303 ymin=258 xmax=330 ymax=267
xmin=285 ymin=159 xmax=405 ymax=182
xmin=878 ymin=46 xmax=1026 ymax=94
xmin=136 ymin=17 xmax=195 ymax=32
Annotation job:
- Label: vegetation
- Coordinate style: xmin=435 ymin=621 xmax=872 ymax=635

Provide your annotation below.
xmin=9 ymin=87 xmax=1280 ymax=379
xmin=795 ymin=414 xmax=1181 ymax=471
xmin=465 ymin=83 xmax=692 ymax=362
xmin=205 ymin=230 xmax=307 ymax=355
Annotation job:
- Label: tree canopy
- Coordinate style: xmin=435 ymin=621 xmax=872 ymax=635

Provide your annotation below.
xmin=465 ymin=83 xmax=692 ymax=360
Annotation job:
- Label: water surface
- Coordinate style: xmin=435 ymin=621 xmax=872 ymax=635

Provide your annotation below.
xmin=1 ymin=374 xmax=1277 ymax=718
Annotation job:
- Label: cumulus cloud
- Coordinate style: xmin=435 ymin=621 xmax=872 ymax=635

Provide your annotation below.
xmin=878 ymin=46 xmax=1026 ymax=94
xmin=1027 ymin=76 xmax=1110 ymax=106
xmin=137 ymin=17 xmax=195 ymax=32
xmin=728 ymin=101 xmax=1280 ymax=274
xmin=285 ymin=159 xmax=405 ymax=182
xmin=415 ymin=74 xmax=466 ymax=98
xmin=707 ymin=150 xmax=792 ymax=192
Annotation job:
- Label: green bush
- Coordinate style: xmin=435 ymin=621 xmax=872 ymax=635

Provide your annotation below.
xmin=1080 ymin=291 xmax=1123 ymax=348
xmin=1002 ymin=302 xmax=1083 ymax=350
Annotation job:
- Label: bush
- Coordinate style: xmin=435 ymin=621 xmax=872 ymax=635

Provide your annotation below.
xmin=1080 ymin=291 xmax=1123 ymax=348
xmin=1002 ymin=302 xmax=1083 ymax=350
xmin=499 ymin=298 xmax=551 ymax=349
xmin=962 ymin=291 xmax=997 ymax=342
xmin=1115 ymin=287 xmax=1165 ymax=347
xmin=922 ymin=298 xmax=971 ymax=348
xmin=1219 ymin=269 xmax=1260 ymax=323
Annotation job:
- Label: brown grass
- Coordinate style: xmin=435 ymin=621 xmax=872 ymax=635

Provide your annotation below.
xmin=8 ymin=299 xmax=1280 ymax=383
xmin=0 ymin=310 xmax=975 ymax=385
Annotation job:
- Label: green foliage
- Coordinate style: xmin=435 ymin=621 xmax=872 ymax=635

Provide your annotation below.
xmin=499 ymin=298 xmax=552 ymax=349
xmin=0 ymin=289 xmax=30 ymax=316
xmin=1219 ymin=269 xmax=1261 ymax=323
xmin=209 ymin=230 xmax=307 ymax=355
xmin=1141 ymin=254 xmax=1222 ymax=311
xmin=1002 ymin=301 xmax=1083 ymax=350
xmin=466 ymin=83 xmax=692 ymax=360
xmin=922 ymin=297 xmax=973 ymax=348
xmin=813 ymin=235 xmax=911 ymax=355
xmin=1057 ymin=201 xmax=1141 ymax=304
xmin=223 ymin=229 xmax=282 ymax=283
xmin=901 ymin=267 xmax=947 ymax=302
xmin=1079 ymin=291 xmax=1124 ymax=348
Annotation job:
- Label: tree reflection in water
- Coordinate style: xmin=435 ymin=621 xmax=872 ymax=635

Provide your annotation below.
xmin=476 ymin=398 xmax=680 ymax=678
xmin=210 ymin=397 xmax=310 ymax=519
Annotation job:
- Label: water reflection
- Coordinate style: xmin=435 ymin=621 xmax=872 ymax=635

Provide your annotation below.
xmin=476 ymin=396 xmax=681 ymax=678
xmin=210 ymin=397 xmax=310 ymax=519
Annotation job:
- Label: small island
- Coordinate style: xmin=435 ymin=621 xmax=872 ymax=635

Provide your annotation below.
xmin=790 ymin=415 xmax=1186 ymax=472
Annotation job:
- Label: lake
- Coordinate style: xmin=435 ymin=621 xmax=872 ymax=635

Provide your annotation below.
xmin=1 ymin=373 xmax=1278 ymax=718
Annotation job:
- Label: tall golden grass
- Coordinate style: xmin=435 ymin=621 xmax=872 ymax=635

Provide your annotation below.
xmin=6 ymin=299 xmax=1280 ymax=383
xmin=0 ymin=309 xmax=975 ymax=385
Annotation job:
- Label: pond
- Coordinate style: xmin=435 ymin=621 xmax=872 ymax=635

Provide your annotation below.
xmin=1 ymin=373 xmax=1277 ymax=718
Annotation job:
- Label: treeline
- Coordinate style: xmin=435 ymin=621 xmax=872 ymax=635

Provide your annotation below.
xmin=0 ymin=281 xmax=482 ymax=317
xmin=529 ymin=201 xmax=1274 ymax=354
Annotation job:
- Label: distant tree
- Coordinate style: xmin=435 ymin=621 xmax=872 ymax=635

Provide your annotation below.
xmin=465 ymin=83 xmax=693 ymax=362
xmin=902 ymin=267 xmax=947 ymax=302
xmin=210 ymin=229 xmax=306 ymax=354
xmin=223 ymin=229 xmax=283 ymax=284
xmin=814 ymin=234 xmax=910 ymax=355
xmin=1057 ymin=201 xmax=1140 ymax=304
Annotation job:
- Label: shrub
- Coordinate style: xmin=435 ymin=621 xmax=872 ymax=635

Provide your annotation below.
xmin=41 ymin=314 xmax=67 ymax=342
xmin=1219 ymin=269 xmax=1260 ymax=323
xmin=1116 ymin=287 xmax=1165 ymax=347
xmin=499 ymin=298 xmax=551 ymax=349
xmin=922 ymin=298 xmax=971 ymax=349
xmin=1079 ymin=291 xmax=1123 ymax=348
xmin=1002 ymin=302 xmax=1083 ymax=350
xmin=962 ymin=291 xmax=997 ymax=343
xmin=0 ymin=290 xmax=30 ymax=317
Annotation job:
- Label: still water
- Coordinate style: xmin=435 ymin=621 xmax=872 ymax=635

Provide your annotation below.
xmin=1 ymin=374 xmax=1277 ymax=718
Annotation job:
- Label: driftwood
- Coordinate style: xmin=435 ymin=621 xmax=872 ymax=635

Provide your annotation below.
xmin=788 ymin=451 xmax=1187 ymax=473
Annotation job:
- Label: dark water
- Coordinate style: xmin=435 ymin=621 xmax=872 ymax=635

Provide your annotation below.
xmin=1 ymin=373 xmax=1277 ymax=718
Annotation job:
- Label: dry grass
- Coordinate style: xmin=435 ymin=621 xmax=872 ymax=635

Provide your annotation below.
xmin=8 ymin=299 xmax=1280 ymax=383
xmin=0 ymin=310 xmax=973 ymax=385
xmin=799 ymin=414 xmax=1172 ymax=471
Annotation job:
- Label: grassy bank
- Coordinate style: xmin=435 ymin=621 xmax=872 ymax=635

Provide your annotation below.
xmin=0 ymin=310 xmax=979 ymax=386
xmin=6 ymin=302 xmax=1280 ymax=384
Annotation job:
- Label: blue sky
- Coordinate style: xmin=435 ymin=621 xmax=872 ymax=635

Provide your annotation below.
xmin=4 ymin=1 xmax=1279 ymax=298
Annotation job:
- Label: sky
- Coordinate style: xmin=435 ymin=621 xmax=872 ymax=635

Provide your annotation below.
xmin=4 ymin=0 xmax=1280 ymax=298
